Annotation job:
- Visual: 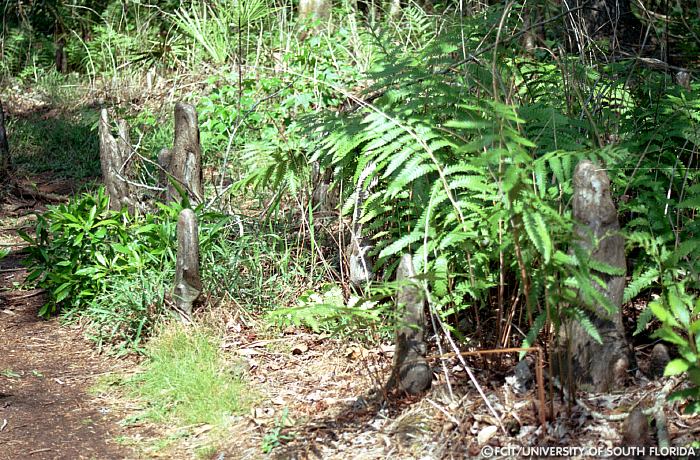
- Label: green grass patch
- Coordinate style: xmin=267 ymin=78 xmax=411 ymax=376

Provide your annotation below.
xmin=125 ymin=324 xmax=251 ymax=427
xmin=7 ymin=109 xmax=100 ymax=179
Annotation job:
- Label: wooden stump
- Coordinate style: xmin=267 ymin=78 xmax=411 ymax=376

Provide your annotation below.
xmin=348 ymin=163 xmax=377 ymax=287
xmin=55 ymin=40 xmax=67 ymax=73
xmin=98 ymin=109 xmax=135 ymax=212
xmin=0 ymin=99 xmax=9 ymax=179
xmin=348 ymin=237 xmax=373 ymax=287
xmin=386 ymin=254 xmax=432 ymax=394
xmin=558 ymin=160 xmax=634 ymax=392
xmin=166 ymin=103 xmax=203 ymax=205
xmin=174 ymin=208 xmax=202 ymax=317
xmin=311 ymin=161 xmax=338 ymax=215
xmin=157 ymin=148 xmax=172 ymax=199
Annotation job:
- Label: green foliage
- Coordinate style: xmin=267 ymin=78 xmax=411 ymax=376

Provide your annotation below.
xmin=226 ymin=6 xmax=700 ymax=394
xmin=21 ymin=189 xmax=172 ymax=316
xmin=261 ymin=408 xmax=294 ymax=454
xmin=268 ymin=283 xmax=386 ymax=334
xmin=197 ymin=25 xmax=364 ymax=198
xmin=1 ymin=369 xmax=21 ymax=379
xmin=20 ymin=188 xmax=177 ymax=349
xmin=649 ymin=285 xmax=700 ymax=414
xmin=302 ymin=20 xmax=618 ymax=349
xmin=124 ymin=325 xmax=251 ymax=425
xmin=83 ymin=269 xmax=171 ymax=356
xmin=8 ymin=109 xmax=100 ymax=178
xmin=19 ymin=182 xmax=258 ymax=353
xmin=173 ymin=0 xmax=273 ymax=65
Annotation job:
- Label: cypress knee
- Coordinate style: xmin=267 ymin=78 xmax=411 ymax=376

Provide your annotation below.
xmin=157 ymin=148 xmax=172 ymax=199
xmin=167 ymin=103 xmax=203 ymax=204
xmin=558 ymin=160 xmax=634 ymax=392
xmin=386 ymin=254 xmax=432 ymax=394
xmin=0 ymin=99 xmax=9 ymax=180
xmin=348 ymin=163 xmax=377 ymax=287
xmin=98 ymin=109 xmax=133 ymax=211
xmin=174 ymin=208 xmax=202 ymax=316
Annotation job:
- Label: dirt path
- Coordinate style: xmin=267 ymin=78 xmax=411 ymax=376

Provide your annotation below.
xmin=0 ymin=188 xmax=132 ymax=460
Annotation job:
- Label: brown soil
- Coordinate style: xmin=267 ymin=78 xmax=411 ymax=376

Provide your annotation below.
xmin=0 ymin=184 xmax=133 ymax=460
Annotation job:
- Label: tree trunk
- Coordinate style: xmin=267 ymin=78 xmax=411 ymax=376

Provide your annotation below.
xmin=299 ymin=0 xmax=331 ymax=38
xmin=385 ymin=254 xmax=431 ymax=394
xmin=565 ymin=0 xmax=643 ymax=52
xmin=98 ymin=109 xmax=134 ymax=212
xmin=174 ymin=208 xmax=202 ymax=317
xmin=558 ymin=160 xmax=634 ymax=392
xmin=55 ymin=41 xmax=67 ymax=73
xmin=0 ymin=99 xmax=9 ymax=180
xmin=299 ymin=0 xmax=331 ymax=22
xmin=167 ymin=103 xmax=203 ymax=205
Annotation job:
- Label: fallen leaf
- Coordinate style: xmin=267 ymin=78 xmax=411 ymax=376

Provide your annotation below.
xmin=252 ymin=407 xmax=275 ymax=424
xmin=292 ymin=343 xmax=309 ymax=355
xmin=477 ymin=425 xmax=498 ymax=445
xmin=344 ymin=345 xmax=369 ymax=360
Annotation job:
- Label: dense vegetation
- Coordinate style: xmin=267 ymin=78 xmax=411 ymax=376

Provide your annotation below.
xmin=2 ymin=0 xmax=699 ymax=452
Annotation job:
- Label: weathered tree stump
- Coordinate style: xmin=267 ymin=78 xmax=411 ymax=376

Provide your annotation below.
xmin=676 ymin=71 xmax=691 ymax=90
xmin=98 ymin=109 xmax=135 ymax=212
xmin=174 ymin=208 xmax=202 ymax=317
xmin=388 ymin=0 xmax=402 ymax=18
xmin=649 ymin=343 xmax=670 ymax=378
xmin=386 ymin=254 xmax=432 ymax=394
xmin=559 ymin=160 xmax=634 ymax=392
xmin=622 ymin=407 xmax=652 ymax=447
xmin=157 ymin=148 xmax=172 ymax=199
xmin=348 ymin=236 xmax=373 ymax=287
xmin=166 ymin=103 xmax=203 ymax=205
xmin=55 ymin=40 xmax=67 ymax=73
xmin=0 ymin=99 xmax=9 ymax=180
xmin=347 ymin=163 xmax=377 ymax=287
xmin=311 ymin=161 xmax=338 ymax=215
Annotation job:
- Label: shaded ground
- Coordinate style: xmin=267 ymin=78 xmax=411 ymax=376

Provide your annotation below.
xmin=0 ymin=183 xmax=132 ymax=460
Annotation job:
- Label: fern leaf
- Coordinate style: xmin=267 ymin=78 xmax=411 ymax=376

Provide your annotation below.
xmin=522 ymin=208 xmax=552 ymax=263
xmin=623 ymin=267 xmax=659 ymax=303
xmin=570 ymin=308 xmax=603 ymax=344
xmin=378 ymin=231 xmax=423 ymax=259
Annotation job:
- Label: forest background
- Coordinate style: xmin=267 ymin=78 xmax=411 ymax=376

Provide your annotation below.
xmin=0 ymin=0 xmax=699 ymax=457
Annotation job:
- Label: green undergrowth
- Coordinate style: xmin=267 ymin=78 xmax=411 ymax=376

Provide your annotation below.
xmin=126 ymin=324 xmax=251 ymax=426
xmin=20 ymin=183 xmax=326 ymax=355
xmin=94 ymin=323 xmax=253 ymax=456
xmin=7 ymin=107 xmax=100 ymax=179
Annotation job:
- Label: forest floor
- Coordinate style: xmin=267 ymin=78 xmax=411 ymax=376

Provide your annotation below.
xmin=1 ymin=94 xmax=700 ymax=460
xmin=0 ymin=176 xmax=135 ymax=460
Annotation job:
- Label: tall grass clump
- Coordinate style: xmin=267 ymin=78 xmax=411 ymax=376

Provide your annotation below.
xmin=126 ymin=324 xmax=251 ymax=426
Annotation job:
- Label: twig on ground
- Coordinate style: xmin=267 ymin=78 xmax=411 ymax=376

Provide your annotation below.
xmin=0 ymin=267 xmax=24 ymax=273
xmin=5 ymin=290 xmax=45 ymax=301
